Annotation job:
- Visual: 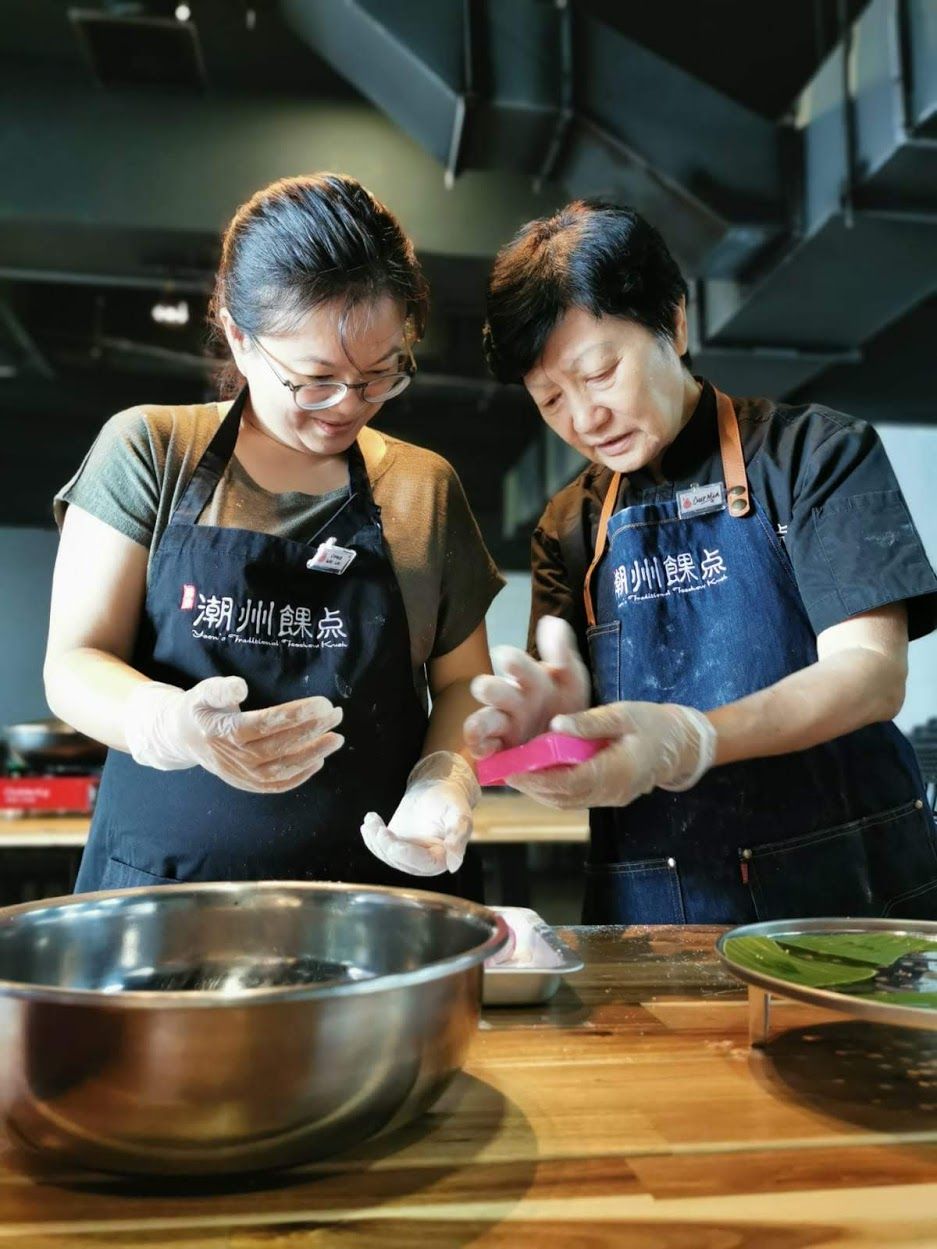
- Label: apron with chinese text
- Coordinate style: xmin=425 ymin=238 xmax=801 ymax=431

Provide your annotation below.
xmin=582 ymin=388 xmax=937 ymax=924
xmin=75 ymin=389 xmax=471 ymax=894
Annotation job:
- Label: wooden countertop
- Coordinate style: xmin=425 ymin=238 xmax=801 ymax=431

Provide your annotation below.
xmin=472 ymin=793 xmax=588 ymax=843
xmin=0 ymin=794 xmax=590 ymax=847
xmin=0 ymin=817 xmax=89 ymax=848
xmin=0 ymin=925 xmax=935 ymax=1246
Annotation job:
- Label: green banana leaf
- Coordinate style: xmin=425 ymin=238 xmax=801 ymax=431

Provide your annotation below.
xmin=722 ymin=936 xmax=877 ymax=988
xmin=778 ymin=933 xmax=937 ymax=967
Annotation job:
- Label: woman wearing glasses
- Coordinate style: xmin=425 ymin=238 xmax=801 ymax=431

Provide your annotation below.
xmin=45 ymin=173 xmax=502 ymax=894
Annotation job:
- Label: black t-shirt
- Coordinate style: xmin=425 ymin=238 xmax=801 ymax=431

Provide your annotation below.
xmin=530 ymin=380 xmax=937 ymax=657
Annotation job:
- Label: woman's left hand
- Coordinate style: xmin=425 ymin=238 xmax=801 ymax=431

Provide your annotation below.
xmin=506 ymin=702 xmax=718 ymax=809
xmin=361 ymin=752 xmax=480 ymax=876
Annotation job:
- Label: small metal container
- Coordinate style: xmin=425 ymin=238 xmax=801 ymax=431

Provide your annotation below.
xmin=0 ymin=882 xmax=507 ymax=1175
xmin=482 ymin=907 xmax=583 ymax=1006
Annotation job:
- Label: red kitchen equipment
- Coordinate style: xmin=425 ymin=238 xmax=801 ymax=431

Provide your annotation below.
xmin=0 ymin=775 xmax=98 ymax=817
xmin=1 ymin=720 xmax=104 ymax=817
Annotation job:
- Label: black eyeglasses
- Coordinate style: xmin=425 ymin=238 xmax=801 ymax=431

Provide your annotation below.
xmin=250 ymin=337 xmax=415 ymax=411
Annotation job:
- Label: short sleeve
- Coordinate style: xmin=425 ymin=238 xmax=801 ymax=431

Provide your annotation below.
xmin=527 ymin=500 xmax=580 ymax=657
xmin=54 ymin=407 xmax=161 ymax=547
xmin=786 ymin=413 xmax=937 ymax=639
xmin=432 ymin=466 xmax=505 ymax=658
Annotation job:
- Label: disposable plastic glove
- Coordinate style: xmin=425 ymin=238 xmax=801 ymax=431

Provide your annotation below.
xmin=464 ymin=616 xmax=590 ymax=759
xmin=124 ymin=676 xmax=344 ymax=794
xmin=484 ymin=907 xmax=539 ymax=966
xmin=504 ymin=701 xmax=717 ymax=810
xmin=361 ymin=752 xmax=481 ymax=877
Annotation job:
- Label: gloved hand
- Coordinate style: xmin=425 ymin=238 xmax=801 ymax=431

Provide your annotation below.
xmin=505 ymin=701 xmax=717 ymax=810
xmin=464 ymin=616 xmax=590 ymax=759
xmin=484 ymin=907 xmax=539 ymax=966
xmin=361 ymin=752 xmax=481 ymax=877
xmin=124 ymin=676 xmax=344 ymax=794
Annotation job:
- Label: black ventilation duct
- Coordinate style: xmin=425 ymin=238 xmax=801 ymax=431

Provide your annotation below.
xmin=69 ymin=7 xmax=206 ymax=90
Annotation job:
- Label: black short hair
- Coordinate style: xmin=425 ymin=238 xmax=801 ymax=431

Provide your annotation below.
xmin=483 ymin=199 xmax=689 ymax=383
xmin=210 ymin=173 xmax=428 ymax=394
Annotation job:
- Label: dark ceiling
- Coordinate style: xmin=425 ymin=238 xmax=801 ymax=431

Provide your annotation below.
xmin=578 ymin=0 xmax=870 ymax=120
xmin=2 ymin=0 xmax=934 ymax=570
xmin=0 ymin=0 xmax=361 ymax=94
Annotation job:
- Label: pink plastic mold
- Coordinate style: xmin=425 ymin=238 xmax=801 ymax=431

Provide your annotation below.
xmin=475 ymin=731 xmax=607 ymax=787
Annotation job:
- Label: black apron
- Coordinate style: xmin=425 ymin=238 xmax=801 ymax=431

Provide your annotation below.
xmin=75 ymin=389 xmax=471 ymax=894
xmin=582 ymin=388 xmax=937 ymax=925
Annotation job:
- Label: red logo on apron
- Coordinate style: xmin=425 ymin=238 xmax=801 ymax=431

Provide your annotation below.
xmin=180 ymin=584 xmax=197 ymax=610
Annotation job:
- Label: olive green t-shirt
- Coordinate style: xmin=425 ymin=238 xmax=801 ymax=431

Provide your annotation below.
xmin=54 ymin=401 xmax=504 ymax=706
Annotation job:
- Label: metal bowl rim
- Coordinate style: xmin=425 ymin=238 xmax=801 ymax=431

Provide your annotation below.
xmin=0 ymin=880 xmax=509 ymax=1009
xmin=716 ymin=915 xmax=937 ymax=1031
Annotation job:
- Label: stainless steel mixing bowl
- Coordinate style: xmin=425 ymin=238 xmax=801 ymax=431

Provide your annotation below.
xmin=0 ymin=881 xmax=508 ymax=1175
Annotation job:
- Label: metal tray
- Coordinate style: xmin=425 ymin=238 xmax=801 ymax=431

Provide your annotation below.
xmin=482 ymin=907 xmax=584 ymax=1006
xmin=716 ymin=916 xmax=937 ymax=1045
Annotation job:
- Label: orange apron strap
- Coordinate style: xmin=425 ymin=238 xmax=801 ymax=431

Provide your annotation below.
xmin=715 ymin=387 xmax=750 ymax=517
xmin=582 ymin=470 xmax=622 ymax=629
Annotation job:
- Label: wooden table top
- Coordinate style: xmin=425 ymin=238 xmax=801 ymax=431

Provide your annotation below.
xmin=0 ymin=924 xmax=935 ymax=1246
xmin=0 ymin=795 xmax=590 ymax=848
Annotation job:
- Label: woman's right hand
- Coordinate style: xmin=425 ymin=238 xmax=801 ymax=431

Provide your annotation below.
xmin=124 ymin=676 xmax=344 ymax=793
xmin=464 ymin=616 xmax=591 ymax=759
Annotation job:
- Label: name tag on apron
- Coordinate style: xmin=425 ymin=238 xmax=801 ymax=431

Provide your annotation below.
xmin=306 ymin=538 xmax=356 ymax=574
xmin=676 ymin=482 xmax=726 ymax=519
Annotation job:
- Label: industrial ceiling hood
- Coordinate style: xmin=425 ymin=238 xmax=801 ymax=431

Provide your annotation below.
xmin=284 ymin=0 xmax=937 ymax=534
xmin=280 ymin=0 xmax=787 ymax=278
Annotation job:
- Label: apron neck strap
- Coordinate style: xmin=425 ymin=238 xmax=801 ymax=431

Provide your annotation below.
xmin=715 ymin=387 xmax=750 ymax=518
xmin=581 ymin=384 xmax=750 ymax=628
xmin=345 ymin=435 xmax=375 ymax=506
xmin=170 ymin=387 xmax=248 ymax=527
xmin=583 ymin=469 xmax=623 ymax=629
xmin=169 ymin=387 xmax=378 ymax=529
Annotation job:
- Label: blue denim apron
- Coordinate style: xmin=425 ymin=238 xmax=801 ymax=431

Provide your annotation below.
xmin=75 ymin=388 xmax=470 ymax=894
xmin=582 ymin=388 xmax=937 ymax=925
